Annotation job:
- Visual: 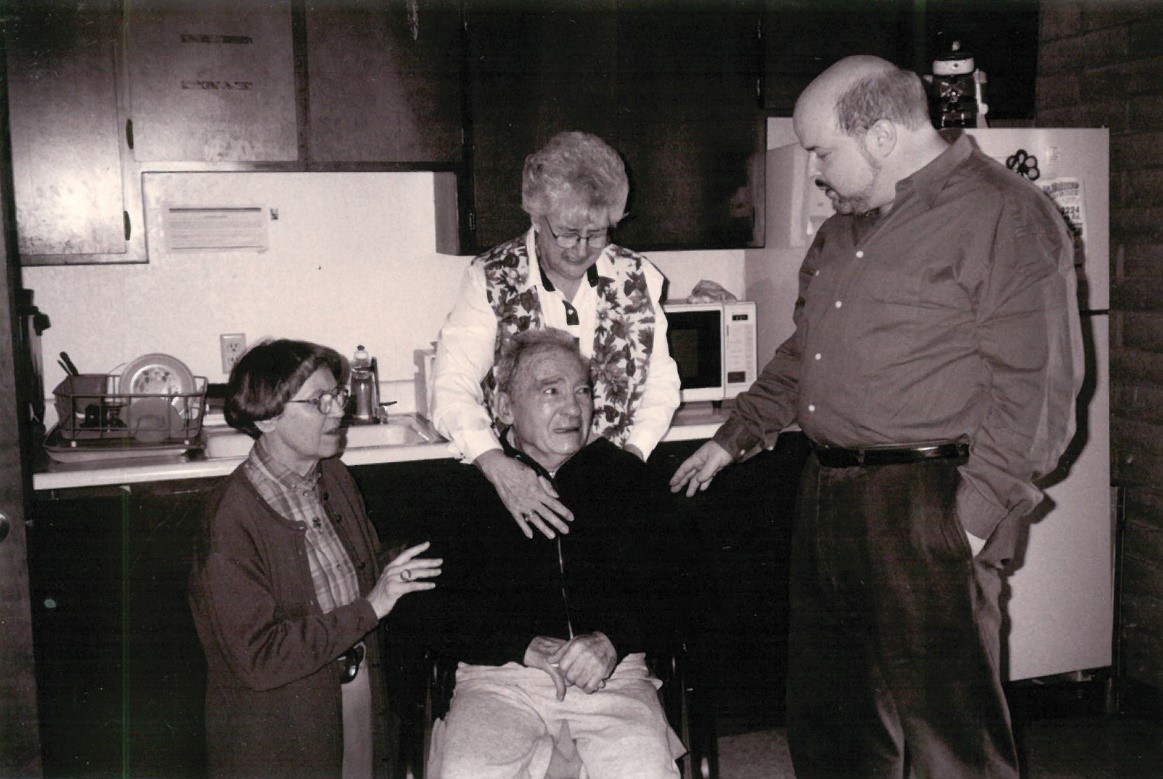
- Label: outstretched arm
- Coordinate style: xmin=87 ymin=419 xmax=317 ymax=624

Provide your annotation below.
xmin=669 ymin=440 xmax=734 ymax=496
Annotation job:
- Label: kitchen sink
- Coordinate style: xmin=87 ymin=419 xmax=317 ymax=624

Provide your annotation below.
xmin=203 ymin=413 xmax=435 ymax=459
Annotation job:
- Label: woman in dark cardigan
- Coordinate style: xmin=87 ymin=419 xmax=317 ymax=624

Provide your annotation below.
xmin=189 ymin=339 xmax=440 ymax=778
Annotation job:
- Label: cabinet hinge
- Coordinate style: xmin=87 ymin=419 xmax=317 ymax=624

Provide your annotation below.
xmin=125 ymin=118 xmax=134 ymax=150
xmin=124 ymin=211 xmax=131 ymax=241
xmin=468 ymin=210 xmax=476 ymax=232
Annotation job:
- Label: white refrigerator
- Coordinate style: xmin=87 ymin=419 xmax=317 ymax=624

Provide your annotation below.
xmin=746 ymin=127 xmax=1112 ymax=682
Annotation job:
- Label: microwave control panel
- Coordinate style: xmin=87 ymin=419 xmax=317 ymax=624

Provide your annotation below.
xmin=723 ymin=301 xmax=758 ymax=398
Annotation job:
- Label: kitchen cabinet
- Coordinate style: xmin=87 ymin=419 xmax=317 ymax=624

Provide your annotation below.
xmin=462 ymin=1 xmax=765 ymax=253
xmin=304 ymin=0 xmax=465 ymax=166
xmin=614 ymin=5 xmax=766 ymax=251
xmin=28 ymin=478 xmax=218 ymax=778
xmin=763 ymin=0 xmax=909 ymax=114
xmin=28 ymin=485 xmax=133 ymax=777
xmin=462 ymin=2 xmax=618 ymax=251
xmin=124 ymin=0 xmax=299 ymax=163
xmin=3 ymin=1 xmax=144 ymax=265
xmin=5 ymin=0 xmax=465 ymax=266
xmin=762 ymin=0 xmax=1039 ymax=122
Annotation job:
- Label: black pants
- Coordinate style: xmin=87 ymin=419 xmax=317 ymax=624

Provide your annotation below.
xmin=786 ymin=454 xmax=1019 ymax=779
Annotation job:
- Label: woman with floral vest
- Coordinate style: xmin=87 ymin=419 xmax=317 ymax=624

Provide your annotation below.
xmin=433 ymin=131 xmax=681 ymax=540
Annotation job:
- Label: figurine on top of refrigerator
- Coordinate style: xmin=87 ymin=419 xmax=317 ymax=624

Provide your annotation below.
xmin=924 ymin=36 xmax=989 ymax=128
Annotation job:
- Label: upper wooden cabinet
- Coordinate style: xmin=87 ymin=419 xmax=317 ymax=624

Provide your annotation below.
xmin=4 ymin=0 xmax=467 ymax=265
xmin=614 ymin=5 xmax=765 ymax=251
xmin=763 ymin=0 xmax=909 ymax=114
xmin=463 ymin=0 xmax=765 ymax=253
xmin=124 ymin=0 xmax=299 ymax=163
xmin=4 ymin=1 xmax=143 ymax=264
xmin=762 ymin=0 xmax=1039 ymax=122
xmin=305 ymin=0 xmax=465 ymax=165
xmin=463 ymin=2 xmax=619 ymax=250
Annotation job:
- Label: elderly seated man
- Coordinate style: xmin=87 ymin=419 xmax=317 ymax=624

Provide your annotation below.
xmin=390 ymin=328 xmax=687 ymax=779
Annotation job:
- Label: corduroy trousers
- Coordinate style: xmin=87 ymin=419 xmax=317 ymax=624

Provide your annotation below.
xmin=786 ymin=453 xmax=1020 ymax=779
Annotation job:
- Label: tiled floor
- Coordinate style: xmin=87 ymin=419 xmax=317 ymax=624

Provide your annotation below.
xmin=713 ymin=680 xmax=1163 ymax=778
xmin=716 ymin=715 xmax=1163 ymax=778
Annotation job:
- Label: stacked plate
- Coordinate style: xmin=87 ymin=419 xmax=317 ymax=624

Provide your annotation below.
xmin=119 ymin=353 xmax=199 ymax=444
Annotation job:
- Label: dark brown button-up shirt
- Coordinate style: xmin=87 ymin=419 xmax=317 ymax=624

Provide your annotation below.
xmin=715 ymin=135 xmax=1084 ymax=543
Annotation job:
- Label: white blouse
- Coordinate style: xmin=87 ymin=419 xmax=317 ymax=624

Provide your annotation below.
xmin=432 ymin=228 xmax=681 ymax=463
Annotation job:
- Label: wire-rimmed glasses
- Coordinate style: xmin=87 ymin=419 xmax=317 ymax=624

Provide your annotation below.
xmin=543 ymin=219 xmax=610 ymax=250
xmin=286 ymin=386 xmax=350 ymax=415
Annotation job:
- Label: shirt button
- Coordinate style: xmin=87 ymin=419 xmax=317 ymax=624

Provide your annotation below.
xmin=808 ymin=404 xmax=816 ymax=413
xmin=855 ymin=250 xmax=864 ymax=258
xmin=834 ymin=300 xmax=843 ymax=308
xmin=814 ymin=270 xmax=820 ymax=277
xmin=814 ymin=353 xmax=822 ymax=360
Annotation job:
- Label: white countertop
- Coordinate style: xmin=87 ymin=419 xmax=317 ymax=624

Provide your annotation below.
xmin=33 ymin=405 xmax=729 ymax=492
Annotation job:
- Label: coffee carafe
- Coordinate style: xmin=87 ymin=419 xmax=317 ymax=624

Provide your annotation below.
xmin=350 ymin=345 xmax=379 ymax=424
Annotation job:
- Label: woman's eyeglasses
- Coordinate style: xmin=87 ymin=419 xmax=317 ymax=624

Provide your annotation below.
xmin=287 ymin=386 xmax=350 ymax=415
xmin=543 ymin=219 xmax=610 ymax=250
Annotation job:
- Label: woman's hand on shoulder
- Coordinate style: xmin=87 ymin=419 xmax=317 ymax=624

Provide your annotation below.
xmin=475 ymin=450 xmax=573 ymax=539
xmin=366 ymin=541 xmax=442 ymax=620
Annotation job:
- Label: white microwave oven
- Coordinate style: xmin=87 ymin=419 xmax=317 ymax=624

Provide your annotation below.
xmin=662 ymin=300 xmax=758 ymax=403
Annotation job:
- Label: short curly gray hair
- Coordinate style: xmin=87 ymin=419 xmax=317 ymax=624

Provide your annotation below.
xmin=521 ymin=131 xmax=629 ymax=226
xmin=495 ymin=328 xmax=589 ymax=396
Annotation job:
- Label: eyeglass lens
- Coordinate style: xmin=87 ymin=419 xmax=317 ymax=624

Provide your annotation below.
xmin=289 ymin=387 xmax=349 ymax=414
xmin=546 ymin=220 xmax=608 ymax=249
xmin=319 ymin=388 xmax=349 ymax=413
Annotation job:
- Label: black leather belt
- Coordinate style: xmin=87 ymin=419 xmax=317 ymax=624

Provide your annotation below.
xmin=811 ymin=441 xmax=968 ymax=468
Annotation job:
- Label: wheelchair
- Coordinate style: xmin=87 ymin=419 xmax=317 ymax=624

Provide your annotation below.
xmin=392 ymin=635 xmax=719 ymax=779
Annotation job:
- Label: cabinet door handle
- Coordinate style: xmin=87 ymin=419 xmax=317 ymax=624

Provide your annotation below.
xmin=124 ymin=211 xmax=131 ymax=241
xmin=125 ymin=118 xmax=134 ymax=150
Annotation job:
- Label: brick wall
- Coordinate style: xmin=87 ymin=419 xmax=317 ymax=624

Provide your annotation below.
xmin=1038 ymin=0 xmax=1163 ymax=690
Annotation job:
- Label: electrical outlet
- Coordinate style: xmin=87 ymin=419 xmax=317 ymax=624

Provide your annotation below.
xmin=220 ymin=333 xmax=246 ymax=374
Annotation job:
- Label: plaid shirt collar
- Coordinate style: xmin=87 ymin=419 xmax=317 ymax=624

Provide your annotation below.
xmin=244 ymin=438 xmax=323 ymax=523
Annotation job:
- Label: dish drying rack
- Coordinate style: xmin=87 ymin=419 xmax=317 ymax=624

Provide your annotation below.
xmin=52 ymin=373 xmax=208 ymax=444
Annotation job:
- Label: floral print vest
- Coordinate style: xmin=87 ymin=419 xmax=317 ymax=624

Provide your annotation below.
xmin=478 ymin=236 xmax=656 ymax=447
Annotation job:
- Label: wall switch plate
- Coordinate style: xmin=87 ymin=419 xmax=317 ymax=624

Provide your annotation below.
xmin=220 ymin=333 xmax=246 ymax=374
